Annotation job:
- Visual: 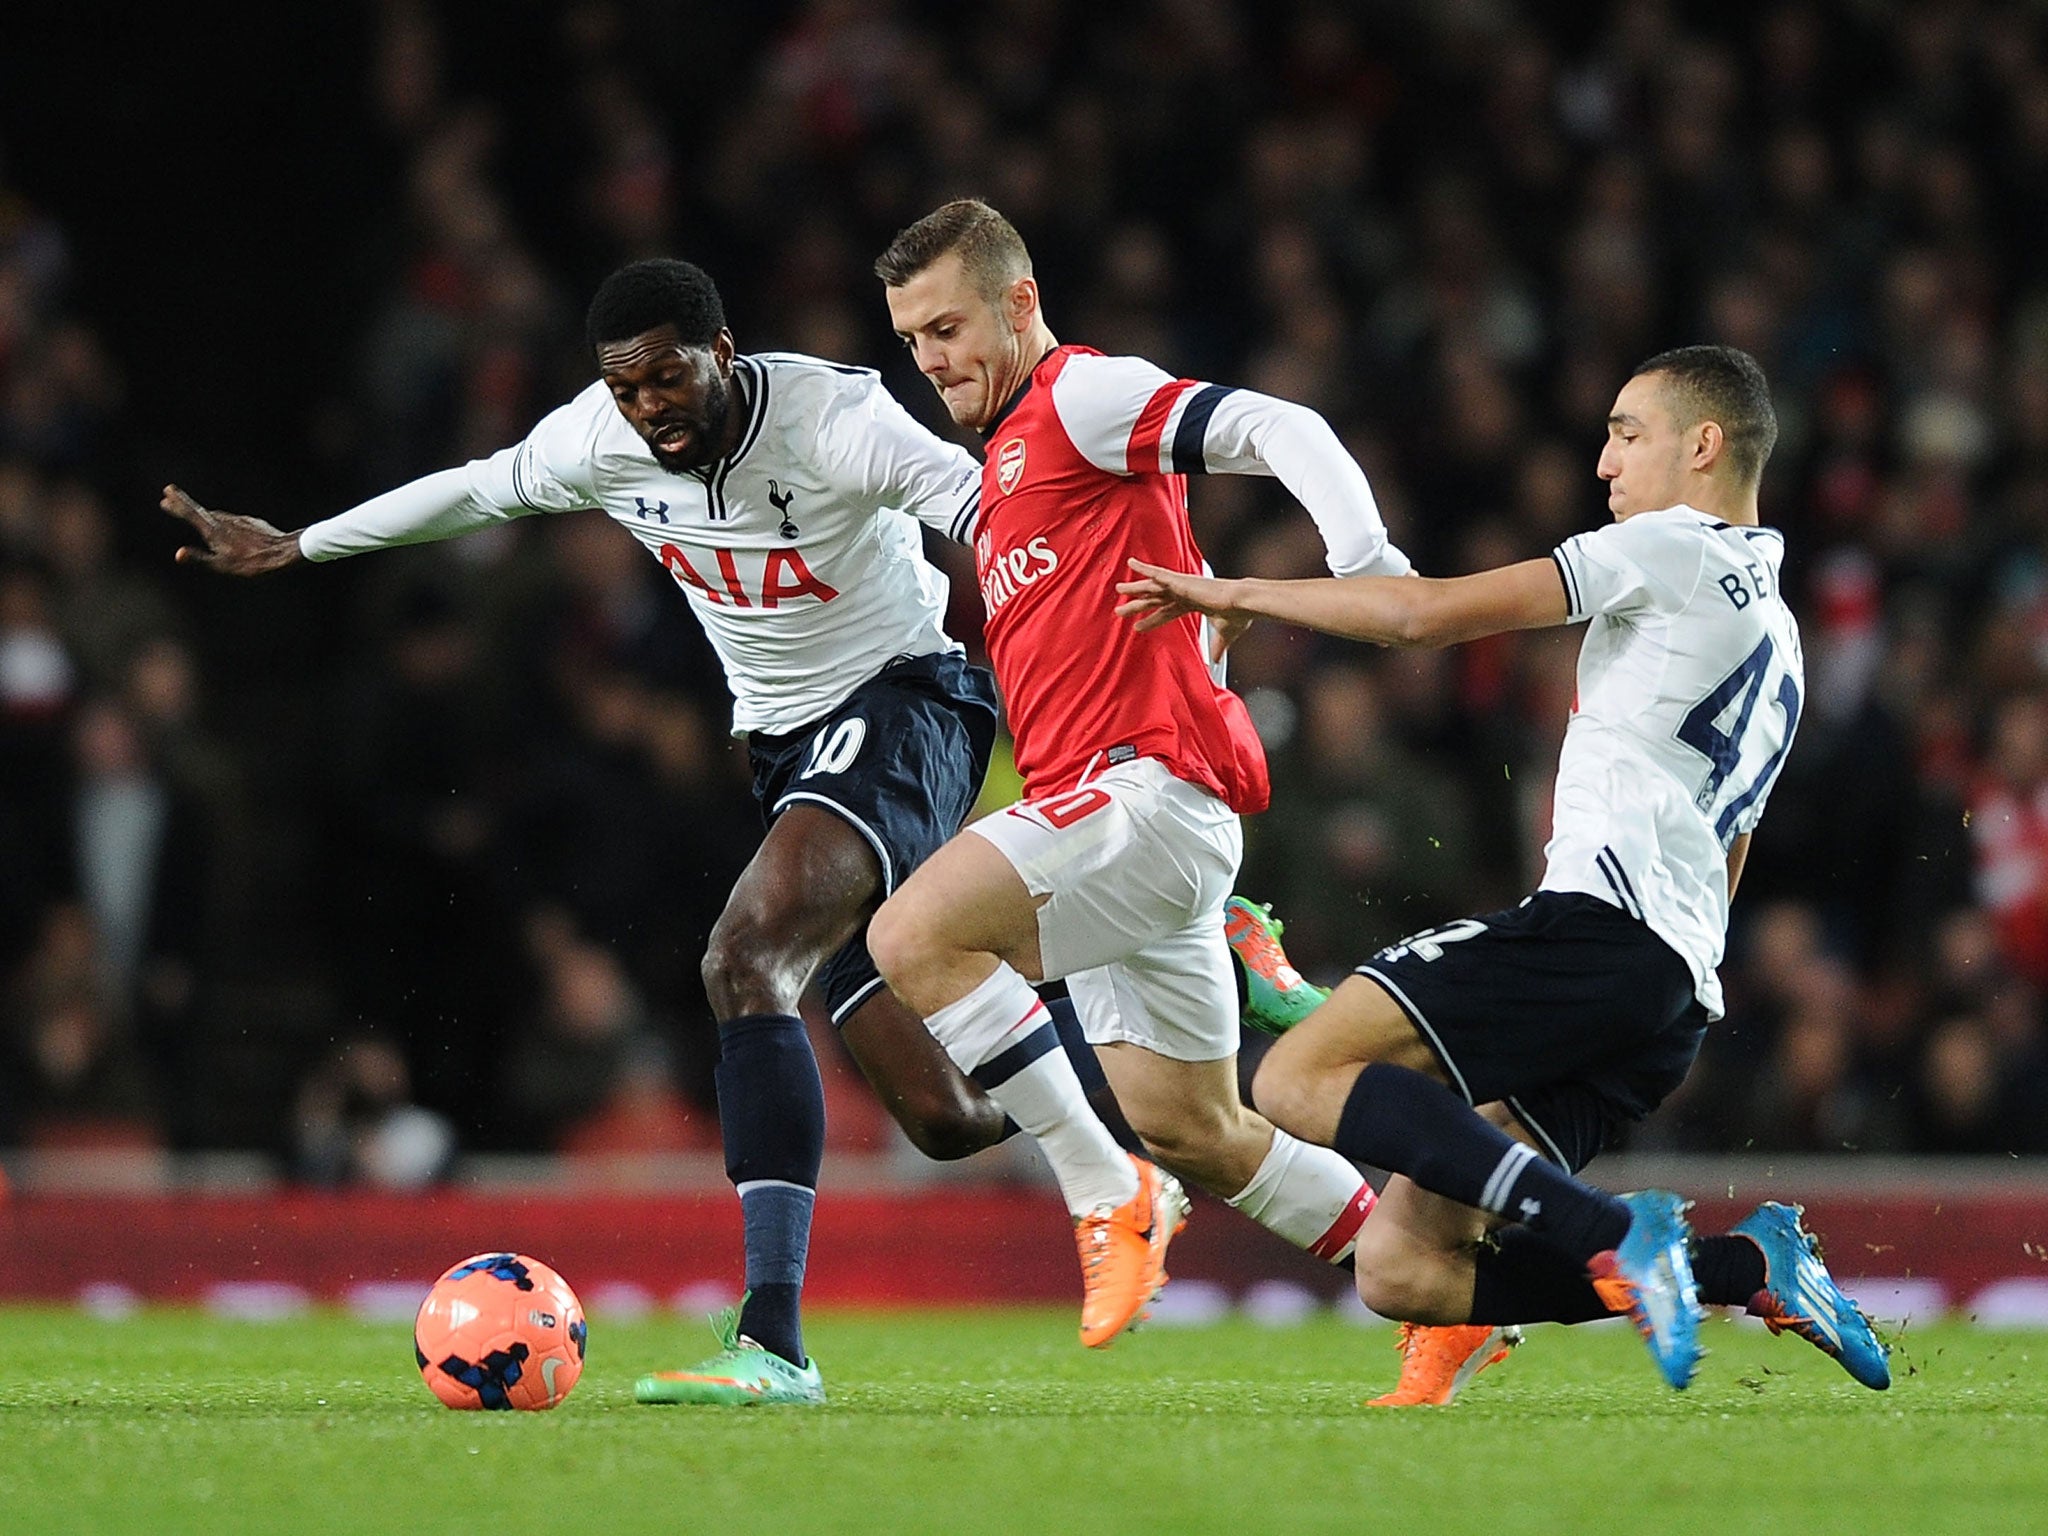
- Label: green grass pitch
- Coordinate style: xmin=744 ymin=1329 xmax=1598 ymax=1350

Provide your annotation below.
xmin=7 ymin=1306 xmax=2044 ymax=1535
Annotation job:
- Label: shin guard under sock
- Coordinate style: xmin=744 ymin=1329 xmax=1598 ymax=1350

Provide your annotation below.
xmin=1695 ymin=1232 xmax=1768 ymax=1308
xmin=1332 ymin=1063 xmax=1630 ymax=1261
xmin=1226 ymin=1128 xmax=1375 ymax=1264
xmin=1470 ymin=1227 xmax=1615 ymax=1324
xmin=714 ymin=1013 xmax=824 ymax=1364
xmin=930 ymin=966 xmax=1135 ymax=1215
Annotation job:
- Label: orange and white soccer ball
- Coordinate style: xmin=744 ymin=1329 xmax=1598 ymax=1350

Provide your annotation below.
xmin=414 ymin=1252 xmax=587 ymax=1410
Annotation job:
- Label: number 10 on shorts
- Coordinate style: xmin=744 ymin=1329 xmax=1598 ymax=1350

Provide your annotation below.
xmin=800 ymin=718 xmax=867 ymax=779
xmin=1015 ymin=786 xmax=1112 ymax=831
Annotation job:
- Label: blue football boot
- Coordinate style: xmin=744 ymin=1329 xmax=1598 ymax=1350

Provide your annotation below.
xmin=1729 ymin=1201 xmax=1891 ymax=1390
xmin=1588 ymin=1190 xmax=1706 ymax=1390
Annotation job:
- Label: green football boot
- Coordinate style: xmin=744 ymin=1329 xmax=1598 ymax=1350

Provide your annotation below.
xmin=1224 ymin=897 xmax=1328 ymax=1034
xmin=634 ymin=1304 xmax=825 ymax=1406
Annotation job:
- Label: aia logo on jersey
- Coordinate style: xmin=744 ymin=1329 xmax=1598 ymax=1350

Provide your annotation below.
xmin=995 ymin=437 xmax=1027 ymax=495
xmin=659 ymin=543 xmax=840 ymax=608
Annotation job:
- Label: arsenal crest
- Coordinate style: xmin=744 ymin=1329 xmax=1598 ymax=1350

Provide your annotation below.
xmin=996 ymin=437 xmax=1027 ymax=495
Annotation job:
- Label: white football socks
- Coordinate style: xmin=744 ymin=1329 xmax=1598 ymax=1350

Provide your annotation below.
xmin=1226 ymin=1127 xmax=1375 ymax=1264
xmin=924 ymin=963 xmax=1138 ymax=1217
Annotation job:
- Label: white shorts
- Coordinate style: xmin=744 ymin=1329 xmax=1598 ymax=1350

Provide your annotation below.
xmin=967 ymin=757 xmax=1243 ymax=1063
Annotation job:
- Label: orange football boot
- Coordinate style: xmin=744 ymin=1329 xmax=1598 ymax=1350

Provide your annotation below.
xmin=1367 ymin=1321 xmax=1522 ymax=1406
xmin=1075 ymin=1154 xmax=1189 ymax=1348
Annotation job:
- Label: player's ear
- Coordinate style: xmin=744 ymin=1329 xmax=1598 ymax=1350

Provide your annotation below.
xmin=712 ymin=328 xmax=737 ymax=372
xmin=1007 ymin=276 xmax=1038 ymax=334
xmin=1693 ymin=419 xmax=1725 ymax=474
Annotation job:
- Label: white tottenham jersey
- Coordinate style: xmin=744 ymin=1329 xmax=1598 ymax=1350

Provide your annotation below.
xmin=300 ymin=353 xmax=983 ymax=734
xmin=1545 ymin=505 xmax=1804 ymax=1018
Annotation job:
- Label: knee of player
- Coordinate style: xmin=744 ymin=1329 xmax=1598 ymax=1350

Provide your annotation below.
xmin=699 ymin=926 xmax=748 ymax=997
xmin=701 ymin=919 xmax=794 ymax=1016
xmin=864 ymin=896 xmax=927 ymax=987
xmin=1350 ymin=1262 xmax=1416 ymax=1322
xmin=1249 ymin=1048 xmax=1315 ymax=1135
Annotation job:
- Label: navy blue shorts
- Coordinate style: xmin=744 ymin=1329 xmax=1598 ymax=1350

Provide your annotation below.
xmin=747 ymin=650 xmax=999 ymax=1025
xmin=1355 ymin=892 xmax=1708 ymax=1173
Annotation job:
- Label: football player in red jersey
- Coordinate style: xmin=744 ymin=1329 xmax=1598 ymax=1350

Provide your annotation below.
xmin=869 ymin=200 xmax=1411 ymax=1346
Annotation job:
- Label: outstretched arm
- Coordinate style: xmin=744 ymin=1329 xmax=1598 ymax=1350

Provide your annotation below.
xmin=1116 ymin=557 xmax=1569 ymax=648
xmin=165 ymin=455 xmax=553 ymax=575
xmin=161 ymin=485 xmax=304 ymax=576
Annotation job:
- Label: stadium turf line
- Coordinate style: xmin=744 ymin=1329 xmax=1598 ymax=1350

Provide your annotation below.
xmin=5 ymin=1306 xmax=2043 ymax=1536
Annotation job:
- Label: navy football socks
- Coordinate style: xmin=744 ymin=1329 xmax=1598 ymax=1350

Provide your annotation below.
xmin=1472 ymin=1227 xmax=1769 ymax=1322
xmin=1331 ymin=1063 xmax=1630 ymax=1262
xmin=714 ymin=1013 xmax=825 ymax=1366
xmin=1693 ymin=1232 xmax=1768 ymax=1308
xmin=1471 ymin=1228 xmax=1619 ymax=1323
xmin=1043 ymin=993 xmax=1107 ymax=1095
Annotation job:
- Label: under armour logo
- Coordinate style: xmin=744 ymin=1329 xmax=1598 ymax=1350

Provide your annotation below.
xmin=633 ymin=497 xmax=671 ymax=524
xmin=768 ymin=479 xmax=798 ymax=540
xmin=1519 ymin=1197 xmax=1542 ymax=1221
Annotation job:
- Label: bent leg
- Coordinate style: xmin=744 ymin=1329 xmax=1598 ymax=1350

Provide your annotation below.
xmin=1350 ymin=1174 xmax=1496 ymax=1324
xmin=1099 ymin=1043 xmax=1375 ymax=1267
xmin=1347 ymin=1101 xmax=1534 ymax=1322
xmin=1358 ymin=1188 xmax=1770 ymax=1330
xmin=840 ymin=986 xmax=1006 ymax=1161
xmin=726 ymin=803 xmax=1050 ymax=1166
xmin=867 ymin=827 xmax=1047 ymax=1010
xmin=1254 ymin=977 xmax=1634 ymax=1270
xmin=1250 ymin=972 xmax=1449 ymax=1141
xmin=1347 ymin=1098 xmax=1758 ymax=1327
xmin=871 ymin=826 xmax=1134 ymax=1216
xmin=842 ymin=986 xmax=1118 ymax=1161
xmin=1095 ymin=1045 xmax=1270 ymax=1197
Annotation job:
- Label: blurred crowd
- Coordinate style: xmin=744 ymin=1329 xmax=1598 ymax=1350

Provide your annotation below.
xmin=4 ymin=0 xmax=2048 ymax=1173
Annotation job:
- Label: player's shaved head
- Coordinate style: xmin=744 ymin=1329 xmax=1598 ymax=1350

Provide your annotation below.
xmin=1631 ymin=345 xmax=1779 ymax=488
xmin=586 ymin=259 xmax=727 ymax=353
xmin=874 ymin=199 xmax=1032 ymax=305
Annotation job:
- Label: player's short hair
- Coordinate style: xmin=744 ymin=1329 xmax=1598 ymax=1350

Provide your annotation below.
xmin=874 ymin=198 xmax=1032 ymax=305
xmin=585 ymin=259 xmax=727 ymax=353
xmin=1631 ymin=344 xmax=1779 ymax=487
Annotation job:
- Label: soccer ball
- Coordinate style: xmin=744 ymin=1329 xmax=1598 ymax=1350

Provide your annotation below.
xmin=414 ymin=1252 xmax=587 ymax=1410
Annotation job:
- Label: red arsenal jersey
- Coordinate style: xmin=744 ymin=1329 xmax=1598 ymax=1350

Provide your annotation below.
xmin=968 ymin=346 xmax=1271 ymax=813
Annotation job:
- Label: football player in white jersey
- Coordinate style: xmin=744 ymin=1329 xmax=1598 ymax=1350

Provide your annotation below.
xmin=161 ymin=257 xmax=1115 ymax=1407
xmin=1118 ymin=345 xmax=1890 ymax=1396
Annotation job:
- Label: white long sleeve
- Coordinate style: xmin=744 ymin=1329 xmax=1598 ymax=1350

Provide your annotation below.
xmin=297 ymin=466 xmax=531 ymax=561
xmin=1047 ymin=354 xmax=1411 ymax=580
xmin=1195 ymin=390 xmax=1411 ymax=579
